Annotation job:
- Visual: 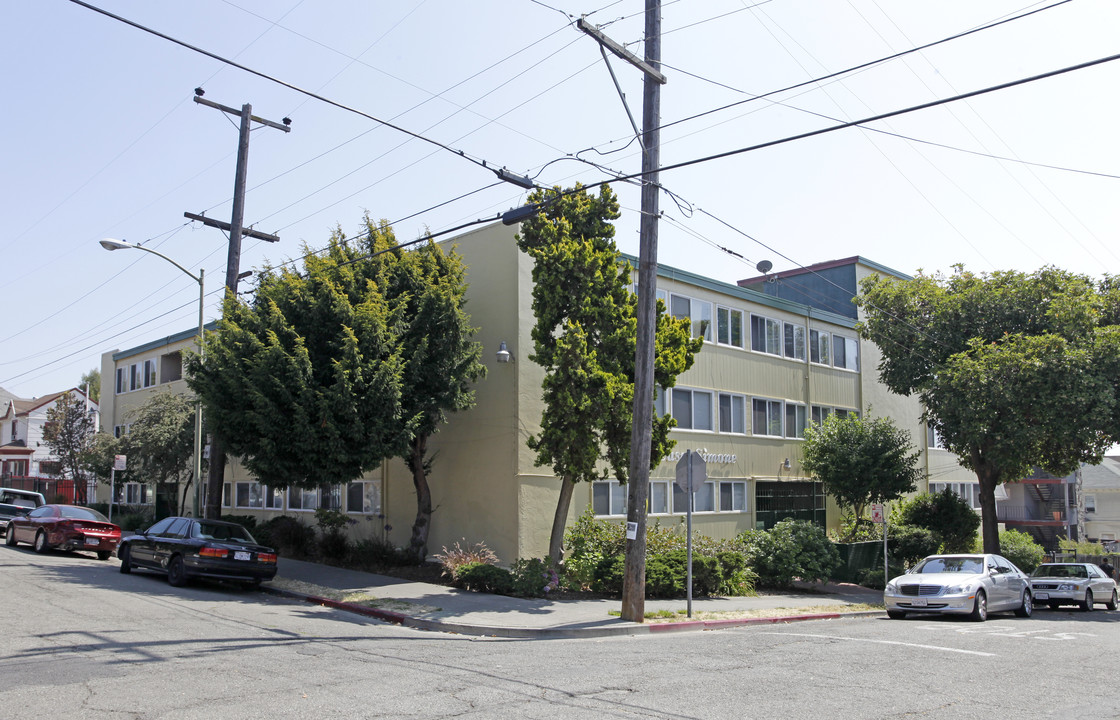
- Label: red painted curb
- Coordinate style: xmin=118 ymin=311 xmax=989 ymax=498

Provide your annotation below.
xmin=302 ymin=593 xmax=409 ymax=625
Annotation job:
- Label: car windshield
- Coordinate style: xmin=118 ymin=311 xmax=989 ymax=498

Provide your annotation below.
xmin=193 ymin=522 xmax=256 ymax=543
xmin=58 ymin=506 xmax=110 ymax=522
xmin=1032 ymin=565 xmax=1087 ymax=578
xmin=916 ymin=557 xmax=983 ymax=574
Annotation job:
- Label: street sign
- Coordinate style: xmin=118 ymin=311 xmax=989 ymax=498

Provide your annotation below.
xmin=113 ymin=455 xmax=127 ymax=471
xmin=675 ymin=450 xmax=707 ymax=492
xmin=871 ymin=503 xmax=884 ymax=523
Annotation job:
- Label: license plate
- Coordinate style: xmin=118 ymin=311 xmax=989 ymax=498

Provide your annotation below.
xmin=85 ymin=537 xmax=100 ymax=546
xmin=234 ymin=551 xmax=250 ymax=561
xmin=911 ymin=598 xmax=928 ymax=607
xmin=1035 ymin=592 xmax=1049 ymax=600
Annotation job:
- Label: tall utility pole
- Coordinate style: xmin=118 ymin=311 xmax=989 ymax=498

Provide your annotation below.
xmin=620 ymin=0 xmax=664 ymax=623
xmin=578 ymin=3 xmax=664 ymax=622
xmin=189 ymin=88 xmax=290 ymax=519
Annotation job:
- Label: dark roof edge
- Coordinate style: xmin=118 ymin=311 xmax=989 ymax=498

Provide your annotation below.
xmin=112 ymin=321 xmax=220 ymax=362
xmin=737 ymin=256 xmax=913 ymax=286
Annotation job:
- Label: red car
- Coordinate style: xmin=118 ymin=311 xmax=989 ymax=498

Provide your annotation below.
xmin=4 ymin=504 xmax=121 ymax=560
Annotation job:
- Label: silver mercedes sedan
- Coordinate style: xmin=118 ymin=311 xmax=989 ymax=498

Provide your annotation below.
xmin=884 ymin=554 xmax=1033 ymax=622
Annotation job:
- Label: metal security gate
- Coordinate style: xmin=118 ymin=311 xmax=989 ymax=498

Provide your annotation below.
xmin=754 ymin=481 xmax=825 ymax=530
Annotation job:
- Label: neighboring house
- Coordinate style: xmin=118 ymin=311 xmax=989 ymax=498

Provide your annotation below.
xmin=98 ymin=223 xmax=973 ymax=562
xmin=97 ymin=322 xmax=216 ymax=508
xmin=0 ymin=389 xmax=99 ymax=502
xmin=1081 ymin=457 xmax=1120 ymax=546
xmin=995 ymin=468 xmax=1076 ymax=550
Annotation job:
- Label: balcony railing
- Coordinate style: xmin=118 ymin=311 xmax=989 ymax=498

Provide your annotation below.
xmin=997 ymin=504 xmax=1075 ymax=523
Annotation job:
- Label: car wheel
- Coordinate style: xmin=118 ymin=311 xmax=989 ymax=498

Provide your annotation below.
xmin=969 ymin=590 xmax=988 ymax=622
xmin=33 ymin=530 xmax=50 ymax=554
xmin=1014 ymin=590 xmax=1033 ymax=618
xmin=242 ymin=578 xmax=263 ymax=591
xmin=167 ymin=555 xmax=188 ymax=587
xmin=4 ymin=526 xmax=16 ymax=547
xmin=886 ymin=610 xmax=906 ymax=620
xmin=96 ymin=551 xmax=111 ymax=561
xmin=119 ymin=545 xmax=132 ymax=574
xmin=1081 ymin=589 xmax=1094 ymax=612
xmin=1108 ymin=589 xmax=1119 ymax=612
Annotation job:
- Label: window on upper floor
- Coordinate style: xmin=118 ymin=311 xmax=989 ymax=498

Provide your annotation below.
xmin=750 ymin=315 xmax=782 ymax=355
xmin=784 ymin=321 xmax=806 ymax=361
xmin=718 ymin=393 xmax=747 ymax=434
xmin=160 ymin=351 xmax=183 ymax=383
xmin=809 ymin=329 xmax=831 ymax=365
xmin=1085 ymin=494 xmax=1097 ymax=514
xmin=671 ymin=388 xmax=713 ymax=431
xmin=716 ymin=306 xmax=744 ymax=348
xmin=669 ymin=293 xmax=713 ymax=341
xmin=832 ymin=335 xmax=859 ymax=371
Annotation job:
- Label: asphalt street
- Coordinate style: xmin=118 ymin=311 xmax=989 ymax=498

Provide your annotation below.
xmin=4 ymin=545 xmax=1118 ymax=719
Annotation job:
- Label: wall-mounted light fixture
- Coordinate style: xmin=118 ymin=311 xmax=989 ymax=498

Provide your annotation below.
xmin=783 ymin=458 xmax=791 ymax=470
xmin=496 ymin=341 xmax=514 ymax=364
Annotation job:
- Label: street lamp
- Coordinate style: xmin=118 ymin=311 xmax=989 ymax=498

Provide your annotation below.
xmin=100 ymin=238 xmax=205 ymax=518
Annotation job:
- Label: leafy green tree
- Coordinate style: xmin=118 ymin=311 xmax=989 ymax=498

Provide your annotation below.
xmin=515 ymin=185 xmax=702 ymax=562
xmin=799 ymin=410 xmax=923 ymax=528
xmin=857 ymin=266 xmax=1120 ymax=553
xmin=122 ymin=392 xmax=198 ymax=515
xmin=895 ymin=490 xmax=980 ymax=553
xmin=976 ymin=529 xmax=1044 ymax=572
xmin=42 ymin=392 xmax=95 ymax=500
xmin=81 ymin=432 xmax=122 ymax=485
xmin=80 ymin=368 xmax=101 ymax=403
xmin=188 ymin=217 xmax=484 ymax=559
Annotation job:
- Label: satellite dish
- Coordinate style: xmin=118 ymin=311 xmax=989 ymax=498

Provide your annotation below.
xmin=756 ymin=260 xmax=773 ymax=274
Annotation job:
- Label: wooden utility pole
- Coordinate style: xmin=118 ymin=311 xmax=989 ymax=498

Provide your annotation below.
xmin=189 ymin=90 xmax=290 ymax=519
xmin=578 ymin=2 xmax=664 ymax=622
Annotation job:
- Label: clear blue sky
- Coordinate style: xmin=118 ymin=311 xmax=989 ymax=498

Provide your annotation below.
xmin=3 ymin=0 xmax=1119 ymax=399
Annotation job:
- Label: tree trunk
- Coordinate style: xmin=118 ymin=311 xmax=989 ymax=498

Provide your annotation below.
xmin=205 ymin=436 xmax=226 ymax=520
xmin=407 ymin=434 xmax=431 ymax=562
xmin=549 ymin=476 xmax=577 ymax=564
xmin=975 ymin=465 xmax=1002 ymax=555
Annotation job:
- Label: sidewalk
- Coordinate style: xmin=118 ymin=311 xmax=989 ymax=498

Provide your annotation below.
xmin=262 ymin=557 xmax=885 ymax=638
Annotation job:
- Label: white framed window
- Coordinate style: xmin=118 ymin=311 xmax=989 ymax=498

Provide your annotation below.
xmin=720 ymin=481 xmax=748 ymax=512
xmin=718 ymin=393 xmax=747 ymax=434
xmin=1085 ymin=495 xmax=1097 ymax=514
xmin=927 ymin=425 xmax=945 ymax=449
xmin=832 ymin=335 xmax=859 ymax=371
xmin=592 ymin=481 xmax=627 ymax=516
xmin=752 ymin=398 xmax=784 ymax=437
xmin=650 ymin=480 xmax=671 ymax=514
xmin=235 ymin=482 xmax=283 ymax=509
xmin=812 ymin=405 xmax=859 ymax=425
xmin=222 ymin=483 xmax=231 ymax=508
xmin=785 ymin=403 xmax=808 ymax=439
xmin=347 ymin=481 xmax=382 ymax=515
xmin=116 ymin=367 xmax=127 ymax=395
xmin=750 ymin=314 xmax=782 ymax=355
xmin=810 ymin=329 xmax=831 ymax=365
xmin=673 ymin=481 xmax=715 ymax=512
xmin=322 ymin=484 xmax=343 ymax=511
xmin=129 ymin=363 xmax=142 ymax=391
xmin=930 ymin=482 xmax=981 ymax=510
xmin=672 ymin=388 xmax=714 ymax=431
xmin=288 ymin=487 xmax=321 ymax=512
xmin=784 ymin=322 xmax=806 ymax=360
xmin=143 ymin=359 xmax=157 ymax=387
xmin=160 ymin=351 xmax=183 ymax=383
xmin=716 ymin=306 xmax=744 ymax=348
xmin=669 ymin=293 xmax=713 ymax=341
xmin=113 ymin=424 xmax=131 ymax=438
xmin=123 ymin=482 xmax=151 ymax=505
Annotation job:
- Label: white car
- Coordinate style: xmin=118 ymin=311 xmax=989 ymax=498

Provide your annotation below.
xmin=884 ymin=554 xmax=1032 ymax=622
xmin=1030 ymin=563 xmax=1118 ymax=611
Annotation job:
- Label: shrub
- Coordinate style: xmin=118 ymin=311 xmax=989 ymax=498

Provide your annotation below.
xmin=896 ymin=490 xmax=979 ymax=553
xmin=350 ymin=536 xmax=416 ymax=569
xmin=976 ymin=529 xmax=1045 ymax=573
xmin=116 ymin=512 xmax=153 ymax=532
xmin=590 ymin=554 xmax=626 ymax=595
xmin=254 ymin=516 xmax=315 ymax=557
xmin=739 ymin=519 xmax=840 ymax=588
xmin=435 ymin=540 xmax=499 ymax=582
xmin=563 ymin=509 xmax=624 ymax=590
xmin=888 ymin=524 xmax=940 ymax=566
xmin=455 ymin=562 xmax=514 ymax=594
xmin=716 ymin=551 xmax=757 ymax=596
xmin=510 ymin=557 xmax=561 ymax=598
xmin=314 ymin=509 xmax=355 ymax=562
xmin=833 ymin=513 xmax=882 ymax=543
xmin=856 ymin=561 xmax=906 ymax=590
xmin=645 ymin=554 xmax=684 ymax=598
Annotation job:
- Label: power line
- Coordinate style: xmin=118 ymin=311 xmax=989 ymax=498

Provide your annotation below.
xmin=67 ymin=0 xmax=538 ymax=190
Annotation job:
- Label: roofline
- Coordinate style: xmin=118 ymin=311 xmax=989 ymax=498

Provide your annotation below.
xmin=112 ymin=321 xmax=219 ymax=362
xmin=620 ymin=253 xmax=856 ymax=328
xmin=737 ymin=256 xmax=913 ymax=286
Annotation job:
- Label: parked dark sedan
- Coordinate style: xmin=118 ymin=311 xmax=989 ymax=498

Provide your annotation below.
xmin=4 ymin=504 xmax=121 ymax=560
xmin=118 ymin=516 xmax=277 ymax=588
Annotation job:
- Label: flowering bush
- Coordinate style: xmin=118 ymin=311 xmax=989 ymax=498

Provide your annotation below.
xmin=510 ymin=557 xmax=560 ymax=598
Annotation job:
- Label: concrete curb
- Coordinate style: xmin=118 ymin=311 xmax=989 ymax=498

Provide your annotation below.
xmin=262 ymin=585 xmax=880 ymax=639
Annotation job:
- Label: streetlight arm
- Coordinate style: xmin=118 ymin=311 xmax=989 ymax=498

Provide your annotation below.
xmin=100 ymin=238 xmax=201 ymax=285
